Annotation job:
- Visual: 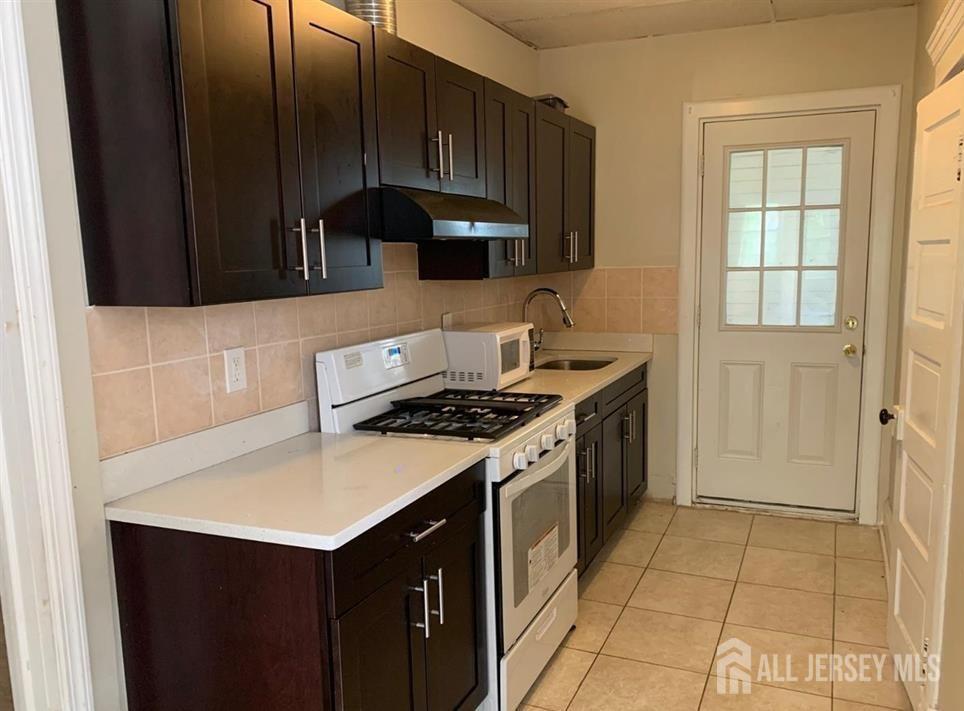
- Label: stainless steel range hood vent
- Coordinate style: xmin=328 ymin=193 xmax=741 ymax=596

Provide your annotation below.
xmin=378 ymin=187 xmax=529 ymax=241
xmin=346 ymin=0 xmax=397 ymax=34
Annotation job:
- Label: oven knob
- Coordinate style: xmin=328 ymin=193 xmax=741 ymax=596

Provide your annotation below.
xmin=525 ymin=444 xmax=540 ymax=463
xmin=555 ymin=423 xmax=568 ymax=440
xmin=541 ymin=434 xmax=555 ymax=450
xmin=512 ymin=451 xmax=528 ymax=470
xmin=565 ymin=419 xmax=577 ymax=437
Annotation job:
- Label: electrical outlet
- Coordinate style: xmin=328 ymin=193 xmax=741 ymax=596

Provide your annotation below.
xmin=224 ymin=348 xmax=247 ymax=393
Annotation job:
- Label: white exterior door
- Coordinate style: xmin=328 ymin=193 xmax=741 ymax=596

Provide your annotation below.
xmin=888 ymin=72 xmax=964 ymax=711
xmin=696 ymin=111 xmax=875 ymax=510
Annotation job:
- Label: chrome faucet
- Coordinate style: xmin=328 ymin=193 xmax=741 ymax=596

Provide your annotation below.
xmin=523 ymin=287 xmax=575 ymax=366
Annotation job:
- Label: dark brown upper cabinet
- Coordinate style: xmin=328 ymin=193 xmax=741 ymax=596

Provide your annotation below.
xmin=56 ymin=0 xmax=381 ymax=306
xmin=375 ymin=32 xmax=486 ymax=198
xmin=415 ymin=78 xmax=535 ymax=280
xmin=535 ymin=104 xmax=596 ymax=274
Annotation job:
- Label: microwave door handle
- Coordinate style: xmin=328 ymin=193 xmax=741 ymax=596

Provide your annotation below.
xmin=501 ymin=439 xmax=572 ymax=500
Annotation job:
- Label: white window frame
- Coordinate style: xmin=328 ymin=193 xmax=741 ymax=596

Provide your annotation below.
xmin=677 ymin=86 xmax=902 ymax=524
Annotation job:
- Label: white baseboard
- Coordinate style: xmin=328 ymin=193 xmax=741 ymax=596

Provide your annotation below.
xmin=101 ymin=401 xmax=311 ymax=502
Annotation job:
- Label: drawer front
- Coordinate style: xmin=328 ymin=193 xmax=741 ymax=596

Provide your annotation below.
xmin=574 ymin=397 xmax=599 ymax=435
xmin=327 ymin=460 xmax=485 ymax=616
xmin=598 ymin=364 xmax=646 ymax=417
xmin=500 ymin=569 xmax=578 ymax=711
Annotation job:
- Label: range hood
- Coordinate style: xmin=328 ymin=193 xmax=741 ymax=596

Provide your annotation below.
xmin=378 ymin=187 xmax=529 ymax=241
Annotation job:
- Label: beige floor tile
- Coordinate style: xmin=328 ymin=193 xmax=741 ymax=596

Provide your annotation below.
xmin=568 ymin=654 xmax=706 ymax=710
xmin=580 ymin=562 xmax=644 ymax=605
xmin=628 ymin=569 xmax=734 ymax=621
xmin=625 ymin=500 xmax=677 ymax=534
xmin=836 ymin=559 xmax=887 ymax=601
xmin=522 ymin=647 xmax=595 ymax=711
xmin=832 ymin=641 xmax=912 ymax=710
xmin=748 ymin=516 xmax=836 ymax=556
xmin=739 ymin=547 xmax=835 ymax=594
xmin=602 ymin=607 xmax=722 ymax=673
xmin=717 ymin=623 xmax=833 ymax=697
xmin=727 ymin=583 xmax=833 ymax=639
xmin=702 ymin=678 xmax=831 ymax=710
xmin=564 ymin=600 xmax=623 ymax=653
xmin=834 ymin=597 xmax=888 ymax=647
xmin=836 ymin=525 xmax=884 ymax=561
xmin=832 ymin=700 xmax=899 ymax=710
xmin=667 ymin=507 xmax=753 ymax=544
xmin=650 ymin=536 xmax=745 ymax=580
xmin=598 ymin=528 xmax=662 ymax=568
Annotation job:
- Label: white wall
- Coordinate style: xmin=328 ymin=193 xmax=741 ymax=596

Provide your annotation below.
xmin=537 ymin=8 xmax=918 ymax=504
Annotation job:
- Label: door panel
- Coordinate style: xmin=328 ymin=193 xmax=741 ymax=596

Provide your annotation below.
xmin=437 ymin=59 xmax=485 ymax=197
xmin=375 ymin=32 xmax=439 ymax=191
xmin=601 ymin=409 xmax=627 ymax=539
xmin=292 ymin=1 xmax=383 ymax=294
xmin=697 ymin=111 xmax=876 ymax=510
xmin=577 ymin=426 xmax=604 ymax=573
xmin=333 ymin=565 xmax=427 ymax=711
xmin=536 ymin=104 xmax=570 ymax=274
xmin=888 ymin=73 xmax=964 ymax=710
xmin=176 ymin=0 xmax=305 ymax=303
xmin=423 ymin=520 xmax=486 ymax=711
xmin=569 ymin=117 xmax=595 ymax=269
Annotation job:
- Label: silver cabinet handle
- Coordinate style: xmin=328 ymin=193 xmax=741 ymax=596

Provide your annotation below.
xmin=431 ymin=130 xmax=444 ymax=178
xmin=519 ymin=239 xmax=526 ymax=267
xmin=309 ymin=219 xmax=328 ymax=279
xmin=429 ymin=567 xmax=445 ymax=625
xmin=509 ymin=239 xmax=519 ymax=266
xmin=448 ymin=133 xmax=454 ymax=181
xmin=412 ymin=578 xmax=430 ymax=638
xmin=288 ymin=218 xmax=309 ymax=282
xmin=574 ymin=230 xmax=580 ymax=263
xmin=407 ymin=518 xmax=446 ymax=543
xmin=563 ymin=232 xmax=574 ymax=263
xmin=623 ymin=414 xmax=631 ymax=441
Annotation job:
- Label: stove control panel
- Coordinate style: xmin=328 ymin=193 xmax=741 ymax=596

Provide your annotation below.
xmin=381 ymin=342 xmax=410 ymax=369
xmin=495 ymin=407 xmax=576 ymax=480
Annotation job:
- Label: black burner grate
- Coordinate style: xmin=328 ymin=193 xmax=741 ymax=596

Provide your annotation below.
xmin=353 ymin=389 xmax=563 ymax=440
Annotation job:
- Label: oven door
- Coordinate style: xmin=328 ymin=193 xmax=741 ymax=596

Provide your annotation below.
xmin=496 ymin=438 xmax=577 ymax=652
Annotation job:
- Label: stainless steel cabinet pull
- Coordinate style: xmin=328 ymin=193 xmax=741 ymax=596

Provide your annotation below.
xmin=448 ymin=133 xmax=454 ymax=181
xmin=412 ymin=579 xmax=430 ymax=638
xmin=407 ymin=518 xmax=447 ymax=543
xmin=308 ymin=219 xmax=328 ymax=279
xmin=623 ymin=415 xmax=631 ymax=441
xmin=288 ymin=218 xmax=309 ymax=282
xmin=563 ymin=232 xmax=575 ymax=263
xmin=429 ymin=567 xmax=445 ymax=624
xmin=431 ymin=130 xmax=445 ymax=178
xmin=519 ymin=239 xmax=526 ymax=267
xmin=574 ymin=230 xmax=579 ymax=263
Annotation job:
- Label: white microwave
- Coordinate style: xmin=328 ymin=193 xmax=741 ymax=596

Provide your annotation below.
xmin=442 ymin=322 xmax=532 ymax=391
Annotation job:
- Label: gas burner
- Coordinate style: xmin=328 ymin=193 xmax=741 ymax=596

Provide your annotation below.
xmin=353 ymin=389 xmax=563 ymax=441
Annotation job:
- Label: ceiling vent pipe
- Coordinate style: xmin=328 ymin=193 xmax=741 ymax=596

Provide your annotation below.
xmin=346 ymin=0 xmax=397 ymax=34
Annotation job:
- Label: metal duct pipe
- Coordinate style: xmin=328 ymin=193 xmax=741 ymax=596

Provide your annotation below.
xmin=346 ymin=0 xmax=397 ymax=34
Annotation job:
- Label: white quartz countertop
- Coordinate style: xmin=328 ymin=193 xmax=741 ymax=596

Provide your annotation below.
xmin=105 ymin=348 xmax=651 ymax=550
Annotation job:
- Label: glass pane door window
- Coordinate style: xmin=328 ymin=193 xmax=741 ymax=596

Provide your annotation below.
xmin=722 ymin=145 xmax=844 ymax=328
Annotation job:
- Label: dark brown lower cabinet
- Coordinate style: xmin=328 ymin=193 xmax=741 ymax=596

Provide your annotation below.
xmin=111 ymin=462 xmax=487 ymax=711
xmin=576 ymin=425 xmax=604 ymax=574
xmin=601 ymin=407 xmax=629 ymax=540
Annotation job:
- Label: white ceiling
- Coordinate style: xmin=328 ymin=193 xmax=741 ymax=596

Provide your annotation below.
xmin=452 ymin=0 xmax=916 ymax=49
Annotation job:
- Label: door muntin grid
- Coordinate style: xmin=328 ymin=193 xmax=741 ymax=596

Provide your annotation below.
xmin=720 ymin=142 xmax=848 ymax=331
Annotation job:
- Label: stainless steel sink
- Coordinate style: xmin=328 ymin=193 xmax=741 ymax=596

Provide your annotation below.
xmin=536 ymin=358 xmax=614 ymax=371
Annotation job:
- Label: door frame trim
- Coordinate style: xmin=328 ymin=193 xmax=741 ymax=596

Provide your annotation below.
xmin=677 ymin=86 xmax=902 ymax=523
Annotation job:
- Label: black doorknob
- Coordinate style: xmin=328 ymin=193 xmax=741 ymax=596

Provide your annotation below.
xmin=879 ymin=408 xmax=896 ymax=426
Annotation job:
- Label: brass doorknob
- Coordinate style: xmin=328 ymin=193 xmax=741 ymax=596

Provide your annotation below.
xmin=842 ymin=343 xmax=859 ymax=357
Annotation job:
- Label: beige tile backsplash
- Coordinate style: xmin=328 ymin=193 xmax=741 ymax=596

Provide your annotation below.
xmin=88 ymin=243 xmax=678 ymax=459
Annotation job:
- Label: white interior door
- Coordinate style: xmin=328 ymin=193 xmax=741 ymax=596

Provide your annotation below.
xmin=697 ymin=111 xmax=875 ymax=511
xmin=888 ymin=71 xmax=964 ymax=711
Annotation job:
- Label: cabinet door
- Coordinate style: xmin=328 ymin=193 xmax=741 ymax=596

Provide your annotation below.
xmin=437 ymin=59 xmax=486 ymax=198
xmin=626 ymin=390 xmax=647 ymax=502
xmin=484 ymin=80 xmax=536 ymax=278
xmin=176 ymin=0 xmax=306 ymax=303
xmin=375 ymin=32 xmax=440 ymax=191
xmin=292 ymin=0 xmax=383 ymax=295
xmin=423 ymin=518 xmax=487 ymax=711
xmin=568 ymin=117 xmax=595 ymax=270
xmin=535 ymin=104 xmax=571 ymax=274
xmin=333 ymin=564 xmax=428 ymax=711
xmin=601 ymin=408 xmax=629 ymax=540
xmin=577 ymin=426 xmax=605 ymax=574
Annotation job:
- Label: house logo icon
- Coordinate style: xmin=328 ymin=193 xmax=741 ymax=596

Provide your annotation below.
xmin=716 ymin=637 xmax=752 ymax=694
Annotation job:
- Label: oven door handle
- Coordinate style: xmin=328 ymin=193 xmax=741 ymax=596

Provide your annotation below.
xmin=501 ymin=439 xmax=572 ymax=501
